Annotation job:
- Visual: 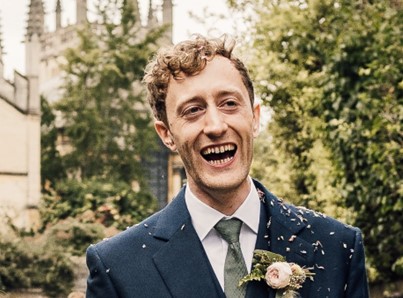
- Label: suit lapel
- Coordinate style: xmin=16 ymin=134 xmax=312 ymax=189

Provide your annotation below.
xmin=246 ymin=180 xmax=315 ymax=298
xmin=245 ymin=202 xmax=275 ymax=298
xmin=262 ymin=188 xmax=314 ymax=268
xmin=152 ymin=188 xmax=224 ymax=298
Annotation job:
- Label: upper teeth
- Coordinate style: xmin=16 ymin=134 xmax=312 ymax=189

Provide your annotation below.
xmin=202 ymin=144 xmax=235 ymax=155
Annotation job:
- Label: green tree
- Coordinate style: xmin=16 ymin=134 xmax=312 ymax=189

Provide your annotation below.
xmin=40 ymin=178 xmax=157 ymax=231
xmin=318 ymin=1 xmax=402 ymax=283
xmin=0 ymin=237 xmax=74 ymax=297
xmin=55 ymin=0 xmax=165 ymax=185
xmin=41 ymin=96 xmax=66 ymax=187
xmin=230 ymin=0 xmax=402 ymax=282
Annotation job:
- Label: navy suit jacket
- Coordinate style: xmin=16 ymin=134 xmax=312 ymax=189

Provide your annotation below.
xmin=86 ymin=180 xmax=369 ymax=297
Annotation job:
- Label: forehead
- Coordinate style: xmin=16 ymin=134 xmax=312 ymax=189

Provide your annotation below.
xmin=165 ymin=56 xmax=248 ymax=108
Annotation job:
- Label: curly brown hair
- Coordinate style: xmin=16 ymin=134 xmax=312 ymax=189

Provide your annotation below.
xmin=143 ymin=34 xmax=254 ymax=126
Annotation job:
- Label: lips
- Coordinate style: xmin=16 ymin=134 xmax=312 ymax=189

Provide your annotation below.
xmin=201 ymin=144 xmax=237 ymax=165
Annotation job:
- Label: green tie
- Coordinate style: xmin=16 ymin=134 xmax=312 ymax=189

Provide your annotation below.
xmin=215 ymin=218 xmax=248 ymax=298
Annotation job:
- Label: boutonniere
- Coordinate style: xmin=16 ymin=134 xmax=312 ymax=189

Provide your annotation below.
xmin=239 ymin=249 xmax=315 ymax=298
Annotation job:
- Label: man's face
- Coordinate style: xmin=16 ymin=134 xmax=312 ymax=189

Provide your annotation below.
xmin=155 ymin=56 xmax=260 ymax=201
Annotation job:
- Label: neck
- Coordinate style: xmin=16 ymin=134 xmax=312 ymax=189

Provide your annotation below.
xmin=188 ymin=178 xmax=251 ymax=216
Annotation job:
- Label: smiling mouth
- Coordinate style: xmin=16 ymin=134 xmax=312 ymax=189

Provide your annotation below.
xmin=201 ymin=144 xmax=237 ymax=165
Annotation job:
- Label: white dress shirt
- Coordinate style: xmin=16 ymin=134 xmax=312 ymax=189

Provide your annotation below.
xmin=185 ymin=177 xmax=261 ymax=290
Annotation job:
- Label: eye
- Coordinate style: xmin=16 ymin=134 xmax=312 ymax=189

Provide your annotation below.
xmin=225 ymin=100 xmax=237 ymax=107
xmin=182 ymin=106 xmax=204 ymax=118
xmin=221 ymin=99 xmax=239 ymax=111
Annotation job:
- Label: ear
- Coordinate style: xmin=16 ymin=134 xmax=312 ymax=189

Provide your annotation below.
xmin=252 ymin=102 xmax=261 ymax=138
xmin=154 ymin=120 xmax=177 ymax=151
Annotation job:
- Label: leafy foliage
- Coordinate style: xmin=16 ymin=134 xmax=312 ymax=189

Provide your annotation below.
xmin=392 ymin=257 xmax=403 ymax=276
xmin=251 ymin=128 xmax=351 ymax=221
xmin=317 ymin=2 xmax=402 ymax=283
xmin=40 ymin=178 xmax=157 ymax=231
xmin=0 ymin=238 xmax=74 ymax=297
xmin=45 ymin=218 xmax=105 ymax=256
xmin=54 ymin=0 xmax=165 ymax=184
xmin=39 ymin=0 xmax=160 ymax=251
xmin=41 ymin=96 xmax=66 ymax=187
xmin=230 ymin=0 xmax=402 ymax=282
xmin=239 ymin=249 xmax=286 ymax=285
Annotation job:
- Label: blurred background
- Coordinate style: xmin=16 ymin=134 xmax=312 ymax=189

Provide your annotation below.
xmin=0 ymin=0 xmax=401 ymax=297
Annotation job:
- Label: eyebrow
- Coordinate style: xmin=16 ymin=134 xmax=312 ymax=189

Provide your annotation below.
xmin=215 ymin=89 xmax=244 ymax=100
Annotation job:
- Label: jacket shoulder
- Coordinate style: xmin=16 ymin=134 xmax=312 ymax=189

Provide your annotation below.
xmin=254 ymin=178 xmax=360 ymax=244
xmin=89 ymin=209 xmax=162 ymax=257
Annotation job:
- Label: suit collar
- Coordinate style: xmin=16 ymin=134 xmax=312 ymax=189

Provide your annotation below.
xmin=185 ymin=178 xmax=261 ymax=241
xmin=153 ymin=180 xmax=310 ymax=241
xmin=152 ymin=187 xmax=225 ymax=298
xmin=152 ymin=187 xmax=189 ymax=241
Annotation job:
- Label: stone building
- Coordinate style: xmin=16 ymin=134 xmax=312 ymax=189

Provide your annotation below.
xmin=0 ymin=0 xmax=184 ymax=228
xmin=0 ymin=29 xmax=41 ymax=228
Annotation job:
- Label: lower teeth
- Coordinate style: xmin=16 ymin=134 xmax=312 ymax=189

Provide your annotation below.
xmin=209 ymin=157 xmax=232 ymax=165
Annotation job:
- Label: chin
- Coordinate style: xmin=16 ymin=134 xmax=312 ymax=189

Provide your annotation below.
xmin=203 ymin=174 xmax=248 ymax=193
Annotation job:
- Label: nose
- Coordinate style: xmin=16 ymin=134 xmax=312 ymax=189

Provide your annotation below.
xmin=203 ymin=107 xmax=228 ymax=137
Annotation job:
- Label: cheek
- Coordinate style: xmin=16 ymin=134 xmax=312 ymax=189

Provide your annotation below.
xmin=174 ymin=138 xmax=195 ymax=158
xmin=173 ymin=123 xmax=201 ymax=146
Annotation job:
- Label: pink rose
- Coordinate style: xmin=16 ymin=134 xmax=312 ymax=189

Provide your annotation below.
xmin=265 ymin=262 xmax=292 ymax=289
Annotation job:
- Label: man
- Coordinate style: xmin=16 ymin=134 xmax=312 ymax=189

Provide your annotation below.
xmin=86 ymin=35 xmax=369 ymax=298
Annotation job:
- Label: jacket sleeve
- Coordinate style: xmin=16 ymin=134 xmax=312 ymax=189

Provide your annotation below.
xmin=345 ymin=228 xmax=370 ymax=298
xmin=86 ymin=244 xmax=119 ymax=298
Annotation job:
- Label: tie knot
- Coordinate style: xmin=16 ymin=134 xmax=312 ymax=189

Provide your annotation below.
xmin=214 ymin=218 xmax=243 ymax=244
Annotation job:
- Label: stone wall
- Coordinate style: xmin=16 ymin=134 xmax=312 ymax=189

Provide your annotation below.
xmin=0 ymin=73 xmax=41 ymax=230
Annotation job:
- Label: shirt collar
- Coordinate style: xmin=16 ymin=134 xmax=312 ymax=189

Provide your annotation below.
xmin=185 ymin=177 xmax=261 ymax=241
